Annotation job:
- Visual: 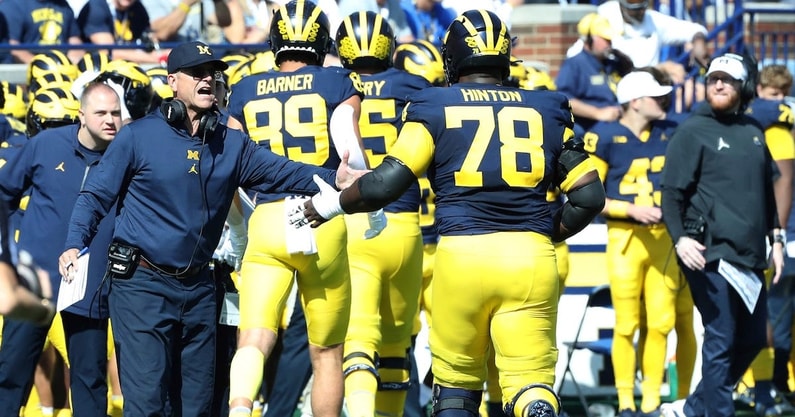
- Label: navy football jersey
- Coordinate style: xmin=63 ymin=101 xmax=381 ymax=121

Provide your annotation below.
xmin=359 ymin=68 xmax=429 ymax=213
xmin=393 ymin=83 xmax=589 ymax=236
xmin=228 ymin=65 xmax=364 ymax=203
xmin=585 ymin=119 xmax=678 ymax=208
xmin=747 ymin=98 xmax=795 ymax=131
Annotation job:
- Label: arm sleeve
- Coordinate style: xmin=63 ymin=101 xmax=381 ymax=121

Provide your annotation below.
xmin=652 ymin=11 xmax=707 ymax=44
xmin=765 ymin=146 xmax=782 ymax=230
xmin=340 ymin=156 xmax=417 ymax=213
xmin=1 ymin=2 xmax=22 ymax=41
xmin=64 ymin=7 xmax=82 ymax=40
xmin=660 ymin=126 xmax=701 ymax=242
xmin=0 ymin=199 xmax=11 ymax=265
xmin=64 ymin=128 xmax=135 ymax=250
xmin=239 ymin=138 xmax=336 ymax=195
xmin=552 ymin=175 xmax=605 ymax=242
xmin=0 ymin=139 xmax=35 ymax=207
xmin=77 ymin=0 xmax=113 ymax=40
xmin=661 ymin=186 xmax=687 ymax=242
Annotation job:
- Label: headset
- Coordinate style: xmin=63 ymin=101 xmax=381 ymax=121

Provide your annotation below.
xmin=160 ymin=98 xmax=219 ymax=140
xmin=712 ymin=52 xmax=757 ymax=105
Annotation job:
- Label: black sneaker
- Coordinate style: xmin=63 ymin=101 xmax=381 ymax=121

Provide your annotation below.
xmin=618 ymin=409 xmax=636 ymax=417
xmin=638 ymin=408 xmax=661 ymax=417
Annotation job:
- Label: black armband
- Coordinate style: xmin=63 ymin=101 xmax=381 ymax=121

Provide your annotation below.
xmin=552 ymin=179 xmax=605 ymax=242
xmin=769 ymin=230 xmax=786 ymax=245
xmin=341 ymin=157 xmax=417 ymax=213
xmin=557 ymin=137 xmax=589 ymax=185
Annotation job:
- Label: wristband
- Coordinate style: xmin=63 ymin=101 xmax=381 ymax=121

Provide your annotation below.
xmin=605 ymin=200 xmax=629 ymax=218
xmin=177 ymin=2 xmax=191 ymax=13
xmin=769 ymin=230 xmax=787 ymax=245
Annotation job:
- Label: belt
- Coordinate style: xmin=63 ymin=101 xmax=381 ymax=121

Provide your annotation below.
xmin=138 ymin=258 xmax=207 ymax=279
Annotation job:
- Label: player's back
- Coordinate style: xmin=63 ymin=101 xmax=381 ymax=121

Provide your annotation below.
xmin=359 ymin=67 xmax=429 ymax=213
xmin=403 ymin=83 xmax=574 ymax=236
xmin=228 ymin=64 xmax=363 ymax=203
xmin=747 ymin=98 xmax=794 ymax=131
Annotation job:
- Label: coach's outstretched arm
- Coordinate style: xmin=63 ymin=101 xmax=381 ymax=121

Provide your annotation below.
xmin=294 ymin=156 xmax=417 ymax=228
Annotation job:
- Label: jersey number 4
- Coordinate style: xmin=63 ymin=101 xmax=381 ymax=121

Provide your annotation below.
xmin=447 ymin=106 xmax=545 ymax=188
xmin=619 ymin=156 xmax=664 ymax=206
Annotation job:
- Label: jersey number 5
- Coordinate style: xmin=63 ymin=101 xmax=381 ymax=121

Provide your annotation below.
xmin=359 ymin=98 xmax=399 ymax=166
xmin=446 ymin=106 xmax=545 ymax=188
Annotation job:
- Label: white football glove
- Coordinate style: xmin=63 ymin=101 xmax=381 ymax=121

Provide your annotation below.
xmin=364 ymin=209 xmax=387 ymax=239
xmin=227 ymin=222 xmax=247 ymax=272
xmin=310 ymin=174 xmax=345 ymax=220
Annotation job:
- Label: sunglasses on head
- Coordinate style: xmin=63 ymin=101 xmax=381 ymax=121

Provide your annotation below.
xmin=619 ymin=0 xmax=649 ymax=10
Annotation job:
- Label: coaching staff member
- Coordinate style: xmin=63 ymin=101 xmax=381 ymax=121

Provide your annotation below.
xmin=659 ymin=53 xmax=785 ymax=417
xmin=57 ymin=41 xmax=364 ymax=417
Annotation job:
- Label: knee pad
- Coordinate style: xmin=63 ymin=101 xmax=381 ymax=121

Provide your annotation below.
xmin=378 ymin=354 xmax=411 ymax=391
xmin=432 ymin=384 xmax=482 ymax=417
xmin=504 ymin=384 xmax=559 ymax=417
xmin=343 ymin=351 xmax=380 ymax=382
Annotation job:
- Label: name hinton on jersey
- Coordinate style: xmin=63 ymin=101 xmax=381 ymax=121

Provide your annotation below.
xmin=257 ymin=74 xmax=314 ymax=95
xmin=461 ymin=89 xmax=522 ymax=102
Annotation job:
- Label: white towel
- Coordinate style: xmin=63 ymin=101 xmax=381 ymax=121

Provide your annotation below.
xmin=284 ymin=196 xmax=317 ymax=255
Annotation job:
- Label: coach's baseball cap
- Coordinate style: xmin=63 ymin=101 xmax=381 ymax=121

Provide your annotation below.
xmin=167 ymin=41 xmax=228 ymax=74
xmin=577 ymin=13 xmax=615 ymax=41
xmin=616 ymin=71 xmax=673 ymax=104
xmin=705 ymin=54 xmax=748 ymax=82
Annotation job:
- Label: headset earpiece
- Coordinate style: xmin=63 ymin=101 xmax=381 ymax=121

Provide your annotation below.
xmin=160 ymin=98 xmax=218 ymax=139
xmin=160 ymin=97 xmax=187 ymax=124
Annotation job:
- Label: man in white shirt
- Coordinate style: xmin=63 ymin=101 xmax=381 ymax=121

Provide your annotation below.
xmin=568 ymin=0 xmax=708 ymax=69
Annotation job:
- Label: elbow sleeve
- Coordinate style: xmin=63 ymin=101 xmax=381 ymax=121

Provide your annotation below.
xmin=554 ymin=179 xmax=605 ymax=242
xmin=342 ymin=157 xmax=417 ymax=213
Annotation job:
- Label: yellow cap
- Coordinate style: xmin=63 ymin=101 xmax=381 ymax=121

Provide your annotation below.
xmin=577 ymin=13 xmax=614 ymax=41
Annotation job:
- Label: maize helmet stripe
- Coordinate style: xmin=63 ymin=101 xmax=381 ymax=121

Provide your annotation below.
xmin=459 ymin=10 xmax=506 ymax=57
xmin=442 ymin=9 xmax=511 ymax=84
xmin=304 ymin=3 xmax=324 ymax=41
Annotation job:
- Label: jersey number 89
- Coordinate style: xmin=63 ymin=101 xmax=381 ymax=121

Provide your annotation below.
xmin=243 ymin=93 xmax=330 ymax=165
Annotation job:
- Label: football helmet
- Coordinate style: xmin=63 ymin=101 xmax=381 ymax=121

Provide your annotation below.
xmin=146 ymin=66 xmax=173 ymax=100
xmin=77 ymin=51 xmax=112 ymax=74
xmin=335 ymin=11 xmax=395 ymax=70
xmin=269 ymin=0 xmax=332 ymax=65
xmin=441 ymin=9 xmax=511 ymax=85
xmin=526 ymin=66 xmax=557 ymax=91
xmin=96 ymin=60 xmax=154 ymax=119
xmin=503 ymin=56 xmax=528 ymax=88
xmin=222 ymin=52 xmax=254 ymax=79
xmin=1 ymin=82 xmax=27 ymax=120
xmin=26 ymin=87 xmax=80 ymax=138
xmin=228 ymin=52 xmax=278 ymax=86
xmin=29 ymin=72 xmax=73 ymax=98
xmin=394 ymin=40 xmax=445 ymax=86
xmin=27 ymin=50 xmax=78 ymax=86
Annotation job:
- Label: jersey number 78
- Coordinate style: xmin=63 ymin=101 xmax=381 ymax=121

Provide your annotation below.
xmin=446 ymin=105 xmax=545 ymax=188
